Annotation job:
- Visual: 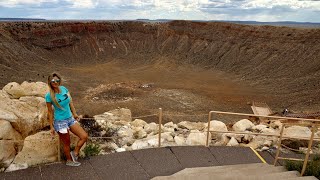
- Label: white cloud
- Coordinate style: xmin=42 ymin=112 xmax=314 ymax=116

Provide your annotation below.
xmin=0 ymin=0 xmax=58 ymax=7
xmin=65 ymin=0 xmax=96 ymax=8
xmin=0 ymin=0 xmax=319 ymax=22
xmin=242 ymin=0 xmax=320 ymax=10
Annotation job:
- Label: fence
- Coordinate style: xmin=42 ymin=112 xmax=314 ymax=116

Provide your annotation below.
xmin=155 ymin=109 xmax=320 ymax=176
xmin=1 ymin=109 xmax=320 ymax=176
xmin=204 ymin=111 xmax=320 ymax=176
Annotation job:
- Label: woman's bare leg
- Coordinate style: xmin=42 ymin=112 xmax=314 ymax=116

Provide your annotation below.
xmin=70 ymin=123 xmax=88 ymax=156
xmin=58 ymin=132 xmax=72 ymax=161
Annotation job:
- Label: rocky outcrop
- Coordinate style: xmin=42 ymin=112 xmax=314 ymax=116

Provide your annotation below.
xmin=2 ymin=105 xmax=320 ymax=172
xmin=0 ymin=81 xmax=319 ymax=172
xmin=0 ymin=141 xmax=16 ymax=169
xmin=6 ymin=131 xmax=58 ymax=172
xmin=3 ymin=81 xmax=48 ymax=99
xmin=0 ymin=81 xmax=49 ymax=170
xmin=92 ymin=109 xmax=320 ymax=156
xmin=0 ymin=120 xmax=22 ymax=169
xmin=0 ymin=81 xmax=48 ymax=137
xmin=0 ymin=120 xmax=22 ymax=141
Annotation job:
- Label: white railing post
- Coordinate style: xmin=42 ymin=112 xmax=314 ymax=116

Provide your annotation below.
xmin=158 ymin=108 xmax=163 ymax=147
xmin=206 ymin=111 xmax=212 ymax=147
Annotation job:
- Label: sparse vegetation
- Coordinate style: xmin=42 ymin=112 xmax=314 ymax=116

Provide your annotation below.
xmin=96 ymin=87 xmax=143 ymax=101
xmin=285 ymin=155 xmax=320 ymax=178
xmin=83 ymin=143 xmax=101 ymax=157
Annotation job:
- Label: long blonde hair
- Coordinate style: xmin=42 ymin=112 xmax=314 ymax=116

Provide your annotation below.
xmin=47 ymin=73 xmax=62 ymax=109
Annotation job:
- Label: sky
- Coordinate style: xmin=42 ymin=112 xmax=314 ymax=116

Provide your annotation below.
xmin=0 ymin=0 xmax=320 ymax=22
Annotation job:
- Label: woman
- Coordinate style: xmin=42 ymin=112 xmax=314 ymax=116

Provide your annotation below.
xmin=45 ymin=73 xmax=88 ymax=166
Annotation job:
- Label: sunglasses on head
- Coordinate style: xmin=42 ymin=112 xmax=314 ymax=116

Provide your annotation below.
xmin=51 ymin=79 xmax=60 ymax=83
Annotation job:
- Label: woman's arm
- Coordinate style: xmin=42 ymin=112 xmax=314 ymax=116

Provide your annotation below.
xmin=68 ymin=92 xmax=79 ymax=120
xmin=46 ymin=102 xmax=55 ymax=135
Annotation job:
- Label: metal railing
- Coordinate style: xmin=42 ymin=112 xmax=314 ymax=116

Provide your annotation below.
xmin=2 ymin=109 xmax=319 ymax=177
xmin=202 ymin=111 xmax=320 ymax=176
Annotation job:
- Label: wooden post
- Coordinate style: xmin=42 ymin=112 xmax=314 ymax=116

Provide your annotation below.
xmin=301 ymin=124 xmax=316 ymax=176
xmin=158 ymin=108 xmax=162 ymax=148
xmin=274 ymin=124 xmax=285 ymax=166
xmin=206 ymin=111 xmax=212 ymax=147
xmin=57 ymin=137 xmax=61 ymax=162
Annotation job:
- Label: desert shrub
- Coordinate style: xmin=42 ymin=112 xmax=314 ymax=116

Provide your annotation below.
xmin=285 ymin=155 xmax=320 ymax=179
xmin=83 ymin=143 xmax=101 ymax=157
xmin=104 ymin=126 xmax=120 ymax=137
xmin=80 ymin=115 xmax=119 ymax=139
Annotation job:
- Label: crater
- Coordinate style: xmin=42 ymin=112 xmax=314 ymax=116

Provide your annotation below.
xmin=1 ymin=20 xmax=319 ymax=120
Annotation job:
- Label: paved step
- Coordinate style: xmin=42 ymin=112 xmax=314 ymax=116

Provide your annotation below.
xmin=152 ymin=163 xmax=318 ymax=180
xmin=180 ymin=171 xmax=300 ymax=180
xmin=287 ymin=177 xmax=318 ymax=180
xmin=172 ymin=163 xmax=285 ymax=176
xmin=154 ymin=170 xmax=300 ymax=180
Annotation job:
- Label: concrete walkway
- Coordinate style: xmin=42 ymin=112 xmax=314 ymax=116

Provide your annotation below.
xmin=0 ymin=146 xmax=284 ymax=180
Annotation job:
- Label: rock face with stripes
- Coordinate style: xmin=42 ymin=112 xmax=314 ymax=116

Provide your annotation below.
xmin=0 ymin=21 xmax=320 ymax=113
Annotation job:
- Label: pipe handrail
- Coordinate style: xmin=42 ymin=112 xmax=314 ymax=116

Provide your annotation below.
xmin=206 ymin=110 xmax=320 ymax=177
xmin=209 ymin=110 xmax=320 ymax=122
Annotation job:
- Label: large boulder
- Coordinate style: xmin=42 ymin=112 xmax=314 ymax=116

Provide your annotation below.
xmin=283 ymin=126 xmax=312 ymax=138
xmin=227 ymin=137 xmax=239 ymax=146
xmin=281 ymin=126 xmax=313 ymax=149
xmin=1 ymin=96 xmax=48 ymax=138
xmin=174 ymin=135 xmax=186 ymax=146
xmin=0 ymin=119 xmax=23 ymax=169
xmin=94 ymin=108 xmax=132 ymax=129
xmin=177 ymin=121 xmax=206 ymax=131
xmin=132 ymin=127 xmax=147 ymax=139
xmin=232 ymin=119 xmax=255 ymax=132
xmin=105 ymin=108 xmax=132 ymax=122
xmin=130 ymin=119 xmax=147 ymax=128
xmin=144 ymin=122 xmax=161 ymax=134
xmin=206 ymin=120 xmax=228 ymax=140
xmin=0 ymin=82 xmax=49 ymax=138
xmin=117 ymin=126 xmax=134 ymax=146
xmin=186 ymin=130 xmax=210 ymax=146
xmin=0 ymin=141 xmax=16 ymax=168
xmin=131 ymin=140 xmax=149 ymax=150
xmin=9 ymin=131 xmax=58 ymax=170
xmin=0 ymin=120 xmax=22 ymax=141
xmin=3 ymin=81 xmax=48 ymax=99
xmin=0 ymin=108 xmax=18 ymax=123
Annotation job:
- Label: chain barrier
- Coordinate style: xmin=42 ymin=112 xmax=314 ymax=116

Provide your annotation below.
xmin=0 ymin=136 xmax=116 ymax=143
xmin=281 ymin=144 xmax=301 ymax=152
xmin=79 ymin=113 xmax=158 ymax=121
xmin=0 ymin=112 xmax=159 ymax=144
xmin=162 ymin=113 xmax=208 ymax=117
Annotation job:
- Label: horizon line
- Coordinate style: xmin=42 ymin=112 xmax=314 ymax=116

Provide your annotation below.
xmin=0 ymin=18 xmax=320 ymax=24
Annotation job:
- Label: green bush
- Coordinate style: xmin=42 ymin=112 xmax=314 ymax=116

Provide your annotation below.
xmin=285 ymin=155 xmax=320 ymax=179
xmin=83 ymin=143 xmax=101 ymax=157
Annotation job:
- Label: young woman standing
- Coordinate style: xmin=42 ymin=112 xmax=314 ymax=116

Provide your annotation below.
xmin=45 ymin=73 xmax=88 ymax=166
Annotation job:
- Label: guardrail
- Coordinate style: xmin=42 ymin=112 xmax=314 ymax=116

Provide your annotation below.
xmin=2 ymin=109 xmax=319 ymax=176
xmin=203 ymin=110 xmax=320 ymax=176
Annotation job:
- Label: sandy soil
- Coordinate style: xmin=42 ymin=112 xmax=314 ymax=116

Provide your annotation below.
xmin=59 ymin=61 xmax=271 ymax=123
